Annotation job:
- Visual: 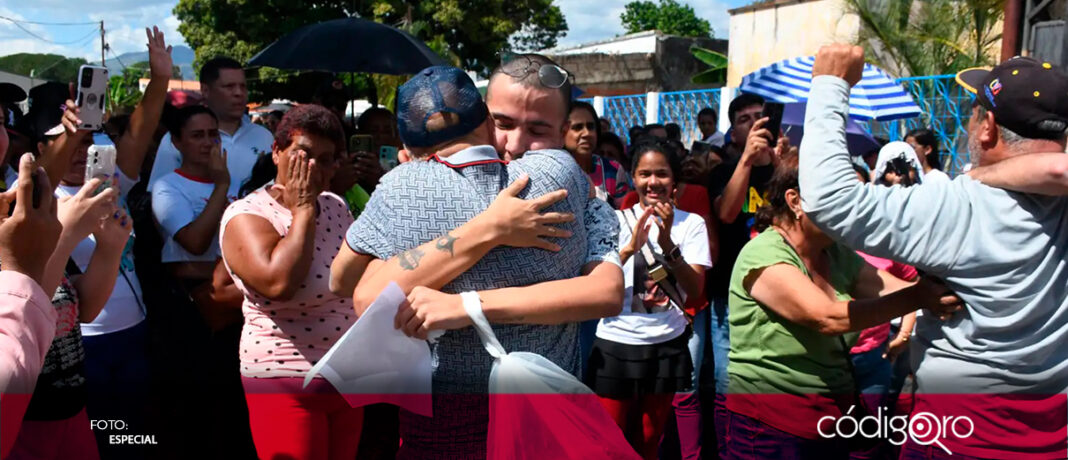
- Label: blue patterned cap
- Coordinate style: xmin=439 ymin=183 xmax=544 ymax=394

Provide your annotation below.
xmin=396 ymin=66 xmax=488 ymax=148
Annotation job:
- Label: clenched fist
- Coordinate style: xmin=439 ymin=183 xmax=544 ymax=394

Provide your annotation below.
xmin=812 ymin=44 xmax=866 ymax=87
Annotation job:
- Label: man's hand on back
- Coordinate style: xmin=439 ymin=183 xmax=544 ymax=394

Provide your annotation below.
xmin=812 ymin=44 xmax=865 ymax=87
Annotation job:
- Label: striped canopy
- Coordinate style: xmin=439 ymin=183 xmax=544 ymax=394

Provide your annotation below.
xmin=739 ymin=56 xmax=922 ymax=121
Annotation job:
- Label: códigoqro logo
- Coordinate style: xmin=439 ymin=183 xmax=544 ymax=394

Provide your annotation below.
xmin=817 ymin=406 xmax=974 ymax=455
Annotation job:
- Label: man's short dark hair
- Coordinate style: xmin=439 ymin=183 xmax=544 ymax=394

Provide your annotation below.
xmin=357 ymin=107 xmax=394 ymax=132
xmin=728 ymin=93 xmax=766 ymax=124
xmin=698 ymin=107 xmax=717 ymax=121
xmin=489 ymin=53 xmax=572 ymax=118
xmin=199 ymin=57 xmax=244 ymax=86
xmin=665 ymin=123 xmax=681 ymax=141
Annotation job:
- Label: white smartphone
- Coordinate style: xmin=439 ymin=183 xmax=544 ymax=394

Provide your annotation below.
xmin=75 ymin=65 xmax=109 ymax=131
xmin=84 ymin=144 xmax=117 ymax=186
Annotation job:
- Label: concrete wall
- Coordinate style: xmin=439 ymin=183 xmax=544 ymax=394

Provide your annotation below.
xmin=726 ymin=0 xmax=859 ymax=86
xmin=655 ymin=36 xmax=729 ymax=92
xmin=553 ymin=52 xmax=657 ymax=96
xmin=550 ymin=36 xmax=729 ymax=96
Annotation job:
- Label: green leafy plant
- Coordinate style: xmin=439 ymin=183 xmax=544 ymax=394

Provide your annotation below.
xmin=690 ymin=45 xmax=727 ymax=84
xmin=846 ymin=0 xmax=1004 ymax=77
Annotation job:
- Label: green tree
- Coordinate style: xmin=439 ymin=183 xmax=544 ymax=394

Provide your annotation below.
xmin=620 ymin=0 xmax=712 ymax=38
xmin=174 ymin=0 xmax=567 ymax=102
xmin=0 ymin=53 xmax=89 ymax=83
xmin=846 ymin=0 xmax=1004 ymax=77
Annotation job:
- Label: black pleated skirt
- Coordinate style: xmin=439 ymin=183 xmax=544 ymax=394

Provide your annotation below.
xmin=584 ymin=330 xmax=693 ymax=399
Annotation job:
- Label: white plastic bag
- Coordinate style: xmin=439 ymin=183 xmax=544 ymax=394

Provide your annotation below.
xmin=461 ymin=292 xmax=640 ymax=460
xmin=305 ymin=282 xmax=434 ymax=417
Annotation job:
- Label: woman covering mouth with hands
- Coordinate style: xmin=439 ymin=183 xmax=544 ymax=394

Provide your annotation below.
xmin=585 ymin=139 xmax=711 ymax=460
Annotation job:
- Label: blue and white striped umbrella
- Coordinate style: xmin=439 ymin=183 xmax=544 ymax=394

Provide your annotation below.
xmin=739 ymin=56 xmax=921 ymax=121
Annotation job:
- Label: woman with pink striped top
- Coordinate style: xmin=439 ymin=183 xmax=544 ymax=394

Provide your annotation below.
xmin=219 ymin=105 xmax=359 ymax=460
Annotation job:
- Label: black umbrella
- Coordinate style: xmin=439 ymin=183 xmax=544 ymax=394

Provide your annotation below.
xmin=248 ymin=17 xmax=448 ymax=75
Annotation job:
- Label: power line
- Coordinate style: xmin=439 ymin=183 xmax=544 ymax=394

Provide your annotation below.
xmin=1 ymin=18 xmax=98 ymax=44
xmin=0 ymin=15 xmax=97 ymax=26
xmin=107 ymin=47 xmax=128 ymax=69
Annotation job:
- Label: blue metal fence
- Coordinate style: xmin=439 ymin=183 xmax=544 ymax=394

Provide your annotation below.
xmin=861 ymin=75 xmax=973 ymax=175
xmin=602 ymin=94 xmax=647 ymax=144
xmin=589 ymin=74 xmax=973 ymax=175
xmin=659 ymin=89 xmax=722 ymax=147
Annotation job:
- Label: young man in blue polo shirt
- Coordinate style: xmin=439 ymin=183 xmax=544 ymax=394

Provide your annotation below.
xmin=331 ymin=66 xmax=623 ymax=458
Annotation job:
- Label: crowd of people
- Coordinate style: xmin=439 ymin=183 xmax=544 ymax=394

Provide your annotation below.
xmin=1 ymin=22 xmax=1067 ymax=460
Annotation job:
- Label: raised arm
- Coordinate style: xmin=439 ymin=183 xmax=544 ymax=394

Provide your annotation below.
xmin=968 ymin=152 xmax=1068 ymax=195
xmin=343 ymin=174 xmax=573 ymax=314
xmin=715 ymin=117 xmax=770 ymax=223
xmin=43 ymin=179 xmax=118 ymax=295
xmin=798 ymin=45 xmax=971 ymax=272
xmin=73 ymin=208 xmax=132 ymax=322
xmin=116 ymin=27 xmax=171 ymax=179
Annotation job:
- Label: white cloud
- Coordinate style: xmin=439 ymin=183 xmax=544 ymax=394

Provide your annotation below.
xmin=554 ymin=0 xmax=734 ymax=48
xmin=0 ymin=1 xmax=184 ymax=62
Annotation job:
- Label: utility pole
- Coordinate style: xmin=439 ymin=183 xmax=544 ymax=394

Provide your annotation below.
xmin=100 ymin=21 xmax=106 ymax=65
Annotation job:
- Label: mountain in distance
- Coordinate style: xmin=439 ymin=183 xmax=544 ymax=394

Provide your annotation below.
xmin=93 ymin=45 xmax=196 ymax=80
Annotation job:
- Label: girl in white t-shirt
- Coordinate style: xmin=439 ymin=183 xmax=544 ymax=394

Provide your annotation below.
xmin=586 ymin=139 xmax=712 ymax=460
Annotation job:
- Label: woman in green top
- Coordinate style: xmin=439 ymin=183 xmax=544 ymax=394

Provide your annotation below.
xmin=722 ymin=157 xmax=962 ymax=459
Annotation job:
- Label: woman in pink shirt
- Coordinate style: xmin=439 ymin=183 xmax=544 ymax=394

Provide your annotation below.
xmin=220 ymin=105 xmax=359 ymax=460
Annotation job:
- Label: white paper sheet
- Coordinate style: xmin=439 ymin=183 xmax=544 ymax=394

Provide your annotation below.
xmin=304 ymin=282 xmax=434 ymax=417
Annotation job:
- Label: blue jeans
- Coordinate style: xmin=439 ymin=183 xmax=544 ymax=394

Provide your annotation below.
xmin=709 ymin=296 xmax=730 ymax=395
xmin=82 ymin=320 xmax=153 ymax=460
xmin=722 ymin=410 xmax=849 ymax=460
xmin=850 ymin=343 xmax=892 ymax=405
xmin=709 ymin=296 xmax=731 ymax=454
xmin=849 ymin=345 xmax=893 ymax=460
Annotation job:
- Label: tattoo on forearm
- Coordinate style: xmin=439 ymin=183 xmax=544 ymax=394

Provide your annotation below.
xmin=398 ymin=248 xmax=425 ymax=271
xmin=435 ymin=233 xmax=459 ymax=256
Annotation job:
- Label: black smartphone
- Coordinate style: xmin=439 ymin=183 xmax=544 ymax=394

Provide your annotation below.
xmin=761 ymin=102 xmax=785 ymax=145
xmin=349 ymin=134 xmax=373 ymax=154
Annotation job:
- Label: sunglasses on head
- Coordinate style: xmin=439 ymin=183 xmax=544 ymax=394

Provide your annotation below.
xmin=499 ymin=52 xmax=572 ymax=89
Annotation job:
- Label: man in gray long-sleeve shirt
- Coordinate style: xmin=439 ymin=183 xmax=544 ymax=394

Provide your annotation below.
xmin=800 ymin=45 xmax=1068 ymax=458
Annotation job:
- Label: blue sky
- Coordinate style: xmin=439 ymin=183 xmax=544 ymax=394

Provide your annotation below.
xmin=0 ymin=0 xmax=749 ymax=62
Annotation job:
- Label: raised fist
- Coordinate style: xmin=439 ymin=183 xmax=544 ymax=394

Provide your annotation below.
xmin=812 ymin=44 xmax=865 ymax=87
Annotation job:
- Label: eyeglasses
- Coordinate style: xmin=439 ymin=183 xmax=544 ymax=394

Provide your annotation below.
xmin=499 ymin=52 xmax=572 ymax=89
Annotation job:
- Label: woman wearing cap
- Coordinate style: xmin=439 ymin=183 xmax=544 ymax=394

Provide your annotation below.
xmin=722 ymin=155 xmax=961 ymax=459
xmin=220 ymin=104 xmax=362 ymax=460
xmin=586 ymin=139 xmax=711 ymax=460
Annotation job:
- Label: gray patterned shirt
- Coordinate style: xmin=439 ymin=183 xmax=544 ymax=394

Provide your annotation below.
xmin=346 ymin=145 xmax=619 ymax=459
